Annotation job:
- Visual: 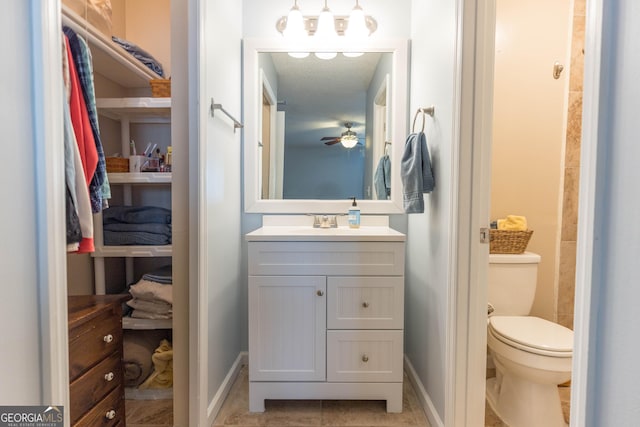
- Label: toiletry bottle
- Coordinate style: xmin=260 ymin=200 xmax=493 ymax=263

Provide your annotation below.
xmin=348 ymin=197 xmax=361 ymax=229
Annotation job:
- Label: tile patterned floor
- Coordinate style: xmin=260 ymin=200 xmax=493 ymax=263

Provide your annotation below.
xmin=124 ymin=366 xmax=571 ymax=427
xmin=126 ymin=397 xmax=173 ymax=427
xmin=212 ymin=366 xmax=432 ymax=427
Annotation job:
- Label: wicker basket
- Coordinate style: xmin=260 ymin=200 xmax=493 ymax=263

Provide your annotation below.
xmin=489 ymin=229 xmax=533 ymax=254
xmin=105 ymin=157 xmax=129 ymax=173
xmin=150 ymin=79 xmax=171 ymax=97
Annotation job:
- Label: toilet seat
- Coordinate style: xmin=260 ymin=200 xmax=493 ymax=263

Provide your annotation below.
xmin=489 ymin=316 xmax=573 ymax=357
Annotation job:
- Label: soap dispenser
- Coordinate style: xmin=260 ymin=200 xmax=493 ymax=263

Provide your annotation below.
xmin=348 ymin=197 xmax=361 ymax=229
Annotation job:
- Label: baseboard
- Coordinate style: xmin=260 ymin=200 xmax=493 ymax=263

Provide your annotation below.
xmin=404 ymin=355 xmax=444 ymax=427
xmin=206 ymin=351 xmax=248 ymax=425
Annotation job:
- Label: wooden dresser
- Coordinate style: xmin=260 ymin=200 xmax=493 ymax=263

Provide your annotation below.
xmin=68 ymin=295 xmax=129 ymax=426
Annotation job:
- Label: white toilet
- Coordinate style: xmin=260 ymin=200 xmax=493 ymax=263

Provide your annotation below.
xmin=486 ymin=252 xmax=573 ymax=427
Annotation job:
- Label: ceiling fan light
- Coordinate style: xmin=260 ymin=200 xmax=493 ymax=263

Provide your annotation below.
xmin=340 ymin=131 xmax=358 ymax=148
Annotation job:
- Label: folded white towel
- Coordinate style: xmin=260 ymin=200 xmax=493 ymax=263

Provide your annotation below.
xmin=129 ymin=279 xmax=173 ymax=305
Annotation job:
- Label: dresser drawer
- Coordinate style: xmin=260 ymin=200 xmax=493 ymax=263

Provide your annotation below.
xmin=248 ymin=241 xmax=405 ymax=276
xmin=327 ymin=277 xmax=404 ymax=330
xmin=73 ymin=384 xmax=124 ymax=427
xmin=69 ymin=308 xmax=122 ymax=381
xmin=327 ymin=330 xmax=403 ymax=382
xmin=70 ymin=351 xmax=123 ymax=425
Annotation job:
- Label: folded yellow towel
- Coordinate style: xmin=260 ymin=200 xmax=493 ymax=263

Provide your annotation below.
xmin=497 ymin=215 xmax=528 ymax=231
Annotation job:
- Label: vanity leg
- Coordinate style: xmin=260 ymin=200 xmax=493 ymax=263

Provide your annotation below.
xmin=386 ymin=391 xmax=403 ymax=413
xmin=248 ymin=385 xmax=266 ymax=412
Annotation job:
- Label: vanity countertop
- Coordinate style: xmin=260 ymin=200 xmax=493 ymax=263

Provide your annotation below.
xmin=246 ymin=225 xmax=406 ymax=242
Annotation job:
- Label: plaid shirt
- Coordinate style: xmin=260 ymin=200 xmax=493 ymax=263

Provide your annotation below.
xmin=63 ymin=26 xmax=109 ymax=213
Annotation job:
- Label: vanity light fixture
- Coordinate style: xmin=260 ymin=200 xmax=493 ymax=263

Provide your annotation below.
xmin=275 ymin=0 xmax=378 ymax=61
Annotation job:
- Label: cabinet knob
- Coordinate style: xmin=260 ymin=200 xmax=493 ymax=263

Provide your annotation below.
xmin=104 ymin=371 xmax=115 ymax=382
xmin=362 ymin=301 xmax=369 ymax=308
xmin=103 ymin=334 xmax=114 ymax=343
xmin=105 ymin=410 xmax=116 ymax=420
xmin=316 ymin=290 xmax=324 ymax=296
xmin=362 ymin=354 xmax=369 ymax=363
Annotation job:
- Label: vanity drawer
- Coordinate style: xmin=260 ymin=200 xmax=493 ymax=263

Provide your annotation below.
xmin=327 ymin=330 xmax=403 ymax=383
xmin=73 ymin=384 xmax=124 ymax=427
xmin=248 ymin=241 xmax=405 ymax=276
xmin=70 ymin=351 xmax=123 ymax=425
xmin=69 ymin=310 xmax=123 ymax=380
xmin=327 ymin=277 xmax=404 ymax=330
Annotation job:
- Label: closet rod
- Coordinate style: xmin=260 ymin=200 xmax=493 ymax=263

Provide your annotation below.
xmin=210 ymin=98 xmax=244 ymax=133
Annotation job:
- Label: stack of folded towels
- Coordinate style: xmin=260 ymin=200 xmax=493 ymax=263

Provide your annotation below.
xmin=127 ymin=265 xmax=172 ymax=320
xmin=496 ymin=214 xmax=528 ymax=231
xmin=102 ymin=205 xmax=172 ymax=246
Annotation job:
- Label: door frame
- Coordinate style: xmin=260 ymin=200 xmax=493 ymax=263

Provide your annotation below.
xmin=31 ymin=0 xmax=70 ymax=417
xmin=454 ymin=0 xmax=604 ymax=425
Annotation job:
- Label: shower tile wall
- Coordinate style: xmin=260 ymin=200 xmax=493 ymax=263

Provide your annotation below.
xmin=558 ymin=0 xmax=585 ymax=330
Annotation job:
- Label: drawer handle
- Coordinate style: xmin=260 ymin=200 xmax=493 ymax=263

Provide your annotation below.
xmin=362 ymin=354 xmax=369 ymax=363
xmin=104 ymin=371 xmax=115 ymax=382
xmin=103 ymin=334 xmax=114 ymax=343
xmin=362 ymin=301 xmax=370 ymax=308
xmin=105 ymin=409 xmax=116 ymax=420
xmin=316 ymin=290 xmax=324 ymax=297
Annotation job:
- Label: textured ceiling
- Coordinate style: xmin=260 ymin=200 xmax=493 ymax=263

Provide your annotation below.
xmin=268 ymin=52 xmax=383 ymax=147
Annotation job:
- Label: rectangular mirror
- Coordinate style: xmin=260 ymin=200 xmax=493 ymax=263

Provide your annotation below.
xmin=244 ymin=38 xmax=408 ymax=213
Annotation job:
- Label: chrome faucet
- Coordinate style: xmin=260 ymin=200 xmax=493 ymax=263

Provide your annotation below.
xmin=312 ymin=215 xmax=338 ymax=228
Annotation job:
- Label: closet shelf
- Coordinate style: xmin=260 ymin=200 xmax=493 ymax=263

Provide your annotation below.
xmin=123 ymin=317 xmax=172 ymax=330
xmin=108 ymin=172 xmax=172 ymax=184
xmin=97 ymin=97 xmax=171 ymax=123
xmin=92 ymin=245 xmax=172 ymax=258
xmin=62 ymin=5 xmax=161 ymax=89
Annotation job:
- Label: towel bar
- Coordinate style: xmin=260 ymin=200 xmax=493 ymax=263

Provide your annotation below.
xmin=412 ymin=106 xmax=435 ymax=132
xmin=210 ymin=98 xmax=244 ymax=133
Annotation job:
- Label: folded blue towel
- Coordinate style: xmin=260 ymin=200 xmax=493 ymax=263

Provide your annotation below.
xmin=112 ymin=36 xmax=165 ymax=77
xmin=400 ymin=132 xmax=434 ymax=213
xmin=103 ymin=206 xmax=172 ymax=225
xmin=374 ymin=155 xmax=391 ymax=200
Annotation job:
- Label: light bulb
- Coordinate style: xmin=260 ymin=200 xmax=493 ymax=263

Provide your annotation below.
xmin=341 ymin=134 xmax=359 ymax=148
xmin=315 ymin=1 xmax=337 ymax=40
xmin=346 ymin=1 xmax=368 ymax=40
xmin=315 ymin=51 xmax=337 ymax=60
xmin=283 ymin=2 xmax=306 ymax=39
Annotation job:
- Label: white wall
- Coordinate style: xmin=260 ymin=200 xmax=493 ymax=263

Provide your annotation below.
xmin=0 ymin=0 xmax=43 ymax=403
xmin=201 ymin=0 xmax=244 ymax=411
xmin=491 ymin=0 xmax=572 ymax=320
xmin=405 ymin=0 xmax=458 ymax=424
xmin=585 ymin=0 xmax=640 ymax=423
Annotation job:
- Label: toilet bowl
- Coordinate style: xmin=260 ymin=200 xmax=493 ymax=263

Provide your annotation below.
xmin=486 ymin=315 xmax=573 ymax=427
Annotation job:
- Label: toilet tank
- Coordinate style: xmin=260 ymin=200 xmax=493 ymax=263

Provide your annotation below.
xmin=488 ymin=252 xmax=541 ymax=316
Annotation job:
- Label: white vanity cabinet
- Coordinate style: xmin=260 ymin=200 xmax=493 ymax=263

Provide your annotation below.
xmin=246 ymin=227 xmax=406 ymax=413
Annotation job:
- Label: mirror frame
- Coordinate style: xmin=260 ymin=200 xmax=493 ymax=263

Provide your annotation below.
xmin=243 ymin=37 xmax=408 ymax=214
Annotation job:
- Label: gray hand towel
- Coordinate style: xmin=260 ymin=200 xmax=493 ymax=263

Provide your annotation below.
xmin=400 ymin=132 xmax=435 ymax=213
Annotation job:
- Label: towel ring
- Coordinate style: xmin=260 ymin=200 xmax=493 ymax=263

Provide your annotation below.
xmin=412 ymin=106 xmax=435 ymax=133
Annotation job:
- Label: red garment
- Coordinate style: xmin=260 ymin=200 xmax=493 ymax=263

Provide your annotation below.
xmin=65 ymin=35 xmax=97 ymax=187
xmin=65 ymin=35 xmax=96 ymax=253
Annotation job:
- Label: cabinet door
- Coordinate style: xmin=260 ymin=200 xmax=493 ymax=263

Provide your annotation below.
xmin=249 ymin=276 xmax=326 ymax=381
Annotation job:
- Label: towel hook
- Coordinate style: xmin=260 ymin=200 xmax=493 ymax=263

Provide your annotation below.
xmin=412 ymin=106 xmax=435 ymax=133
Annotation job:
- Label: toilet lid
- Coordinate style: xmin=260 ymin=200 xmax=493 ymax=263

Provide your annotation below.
xmin=489 ymin=316 xmax=573 ymax=354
